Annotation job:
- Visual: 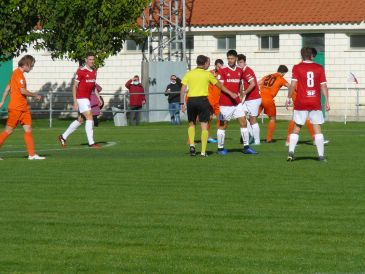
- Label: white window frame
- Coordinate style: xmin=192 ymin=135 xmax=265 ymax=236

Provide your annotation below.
xmin=216 ymin=36 xmax=236 ymax=50
xmin=259 ymin=35 xmax=279 ymax=51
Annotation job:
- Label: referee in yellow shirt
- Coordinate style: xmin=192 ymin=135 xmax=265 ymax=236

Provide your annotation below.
xmin=180 ymin=55 xmax=237 ymax=157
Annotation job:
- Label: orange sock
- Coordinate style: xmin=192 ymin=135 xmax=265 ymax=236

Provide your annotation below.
xmin=267 ymin=120 xmax=276 ymax=142
xmin=287 ymin=120 xmax=295 ymax=142
xmin=0 ymin=131 xmax=11 ymax=148
xmin=305 ymin=119 xmax=315 ymax=140
xmin=24 ymin=132 xmax=35 ymax=156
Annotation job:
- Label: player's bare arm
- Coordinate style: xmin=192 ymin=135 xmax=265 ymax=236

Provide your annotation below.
xmin=0 ymin=84 xmax=10 ymax=108
xmin=215 ymin=81 xmax=237 ymax=99
xmin=321 ymin=83 xmax=330 ymax=111
xmin=72 ymin=80 xmax=79 ymax=110
xmin=243 ymin=80 xmax=255 ymax=96
xmin=20 ymin=87 xmax=41 ymax=101
xmin=286 ymin=81 xmax=297 ymax=109
xmin=180 ymin=84 xmax=187 ymax=113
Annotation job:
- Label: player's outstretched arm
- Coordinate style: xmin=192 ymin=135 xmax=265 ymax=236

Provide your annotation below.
xmin=20 ymin=87 xmax=41 ymax=101
xmin=72 ymin=80 xmax=79 ymax=110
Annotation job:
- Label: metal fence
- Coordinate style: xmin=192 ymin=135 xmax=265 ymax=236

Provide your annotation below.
xmin=1 ymin=87 xmax=364 ymax=126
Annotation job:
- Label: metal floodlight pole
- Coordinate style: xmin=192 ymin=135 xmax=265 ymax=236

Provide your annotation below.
xmin=182 ymin=0 xmax=186 ymax=61
xmin=148 ymin=3 xmax=153 ymax=62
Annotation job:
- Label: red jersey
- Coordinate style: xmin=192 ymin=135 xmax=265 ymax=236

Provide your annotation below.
xmin=75 ymin=66 xmax=97 ymax=99
xmin=292 ymin=61 xmax=326 ymax=111
xmin=219 ymin=66 xmax=243 ymax=106
xmin=242 ymin=65 xmax=260 ymax=101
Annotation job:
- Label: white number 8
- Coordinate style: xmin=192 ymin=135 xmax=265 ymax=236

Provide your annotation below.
xmin=307 ymin=71 xmax=314 ymax=87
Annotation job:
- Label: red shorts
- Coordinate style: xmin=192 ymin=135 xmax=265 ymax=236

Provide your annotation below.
xmin=7 ymin=109 xmax=32 ymax=128
xmin=260 ymin=97 xmax=276 ymax=117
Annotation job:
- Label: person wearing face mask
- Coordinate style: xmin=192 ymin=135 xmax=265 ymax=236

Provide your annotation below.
xmin=125 ymin=75 xmax=146 ymax=126
xmin=165 ymin=75 xmax=182 ymax=125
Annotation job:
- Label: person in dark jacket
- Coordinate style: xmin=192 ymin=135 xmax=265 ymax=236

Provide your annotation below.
xmin=125 ymin=75 xmax=146 ymax=126
xmin=165 ymin=75 xmax=182 ymax=125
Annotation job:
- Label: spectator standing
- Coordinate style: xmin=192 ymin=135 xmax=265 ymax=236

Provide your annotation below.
xmin=165 ymin=75 xmax=182 ymax=125
xmin=125 ymin=75 xmax=145 ymax=126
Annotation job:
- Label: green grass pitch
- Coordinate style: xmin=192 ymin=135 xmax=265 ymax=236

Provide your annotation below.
xmin=0 ymin=119 xmax=364 ymax=273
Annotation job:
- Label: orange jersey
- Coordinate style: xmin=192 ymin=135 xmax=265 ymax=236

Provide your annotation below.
xmin=8 ymin=68 xmax=28 ymax=111
xmin=208 ymin=84 xmax=221 ymax=115
xmin=259 ymin=72 xmax=288 ymax=99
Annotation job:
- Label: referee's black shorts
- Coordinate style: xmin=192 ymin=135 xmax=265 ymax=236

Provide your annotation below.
xmin=187 ymin=96 xmax=211 ymax=123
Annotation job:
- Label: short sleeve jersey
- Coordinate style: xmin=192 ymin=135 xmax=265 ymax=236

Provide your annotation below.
xmin=219 ymin=66 xmax=243 ymax=106
xmin=259 ymin=72 xmax=288 ymax=99
xmin=242 ymin=65 xmax=260 ymax=101
xmin=8 ymin=68 xmax=28 ymax=111
xmin=75 ymin=66 xmax=97 ymax=99
xmin=292 ymin=61 xmax=327 ymax=111
xmin=181 ymin=68 xmax=217 ymax=97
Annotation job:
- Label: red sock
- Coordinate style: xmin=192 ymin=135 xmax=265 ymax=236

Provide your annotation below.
xmin=267 ymin=120 xmax=276 ymax=142
xmin=0 ymin=131 xmax=11 ymax=148
xmin=24 ymin=132 xmax=35 ymax=156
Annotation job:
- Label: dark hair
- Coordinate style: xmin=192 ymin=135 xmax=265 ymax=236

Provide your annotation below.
xmin=214 ymin=59 xmax=224 ymax=66
xmin=196 ymin=55 xmax=209 ymax=66
xmin=277 ymin=65 xmax=288 ymax=74
xmin=301 ymin=47 xmax=313 ymax=60
xmin=18 ymin=55 xmax=35 ymax=67
xmin=311 ymin=47 xmax=317 ymax=58
xmin=237 ymin=54 xmax=246 ymax=62
xmin=86 ymin=52 xmax=95 ymax=58
xmin=226 ymin=50 xmax=238 ymax=57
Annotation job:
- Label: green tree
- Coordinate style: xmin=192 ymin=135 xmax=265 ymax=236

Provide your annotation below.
xmin=0 ymin=0 xmax=39 ymax=61
xmin=37 ymin=0 xmax=149 ymax=66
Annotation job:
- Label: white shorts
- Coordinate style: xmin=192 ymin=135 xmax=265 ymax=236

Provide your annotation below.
xmin=244 ymin=98 xmax=262 ymax=117
xmin=293 ymin=110 xmax=324 ymax=125
xmin=219 ymin=104 xmax=246 ymax=121
xmin=77 ymin=98 xmax=91 ymax=113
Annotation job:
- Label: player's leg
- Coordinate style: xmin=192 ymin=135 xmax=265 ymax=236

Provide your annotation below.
xmin=288 ymin=110 xmax=306 ymax=161
xmin=248 ymin=99 xmax=261 ymax=145
xmin=21 ymin=111 xmax=45 ymax=160
xmin=217 ymin=106 xmax=232 ymax=155
xmin=0 ymin=109 xmax=20 ymax=149
xmin=309 ymin=110 xmax=326 ymax=161
xmin=263 ymin=99 xmax=276 ymax=143
xmin=59 ymin=114 xmax=84 ymax=147
xmin=173 ymin=103 xmax=181 ymax=125
xmin=186 ymin=99 xmax=199 ymax=156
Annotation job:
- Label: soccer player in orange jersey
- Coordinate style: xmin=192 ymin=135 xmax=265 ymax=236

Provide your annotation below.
xmin=258 ymin=65 xmax=290 ymax=142
xmin=0 ymin=55 xmax=45 ymax=160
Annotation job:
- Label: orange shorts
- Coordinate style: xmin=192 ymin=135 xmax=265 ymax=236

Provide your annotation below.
xmin=210 ymin=102 xmax=220 ymax=116
xmin=7 ymin=109 xmax=32 ymax=128
xmin=260 ymin=97 xmax=276 ymax=117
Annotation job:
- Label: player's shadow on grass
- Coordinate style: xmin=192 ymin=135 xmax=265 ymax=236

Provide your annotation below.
xmin=292 ymin=156 xmax=320 ymax=161
xmin=80 ymin=141 xmax=108 ymax=146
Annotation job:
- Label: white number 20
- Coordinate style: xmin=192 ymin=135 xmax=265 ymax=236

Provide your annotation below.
xmin=307 ymin=71 xmax=314 ymax=87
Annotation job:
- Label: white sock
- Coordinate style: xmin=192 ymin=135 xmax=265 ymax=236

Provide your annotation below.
xmin=289 ymin=133 xmax=299 ymax=153
xmin=252 ymin=122 xmax=260 ymax=144
xmin=240 ymin=127 xmax=249 ymax=146
xmin=315 ymin=133 xmax=324 ymax=157
xmin=217 ymin=129 xmax=225 ymax=149
xmin=85 ymin=120 xmax=95 ymax=145
xmin=247 ymin=119 xmax=253 ymax=137
xmin=62 ymin=120 xmax=81 ymax=139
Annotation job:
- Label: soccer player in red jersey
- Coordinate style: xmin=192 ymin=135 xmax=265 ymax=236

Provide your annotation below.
xmin=217 ymin=50 xmax=257 ymax=155
xmin=285 ymin=47 xmax=330 ymax=162
xmin=58 ymin=53 xmax=102 ymax=148
xmin=237 ymin=54 xmax=262 ymax=145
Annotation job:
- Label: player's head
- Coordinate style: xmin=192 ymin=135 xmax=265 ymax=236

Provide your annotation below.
xmin=196 ymin=55 xmax=210 ymax=69
xmin=214 ymin=59 xmax=224 ymax=70
xmin=226 ymin=50 xmax=237 ymax=68
xmin=85 ymin=52 xmax=95 ymax=68
xmin=311 ymin=47 xmax=317 ymax=60
xmin=237 ymin=54 xmax=246 ymax=68
xmin=18 ymin=55 xmax=35 ymax=72
xmin=277 ymin=65 xmax=288 ymax=75
xmin=300 ymin=47 xmax=313 ymax=61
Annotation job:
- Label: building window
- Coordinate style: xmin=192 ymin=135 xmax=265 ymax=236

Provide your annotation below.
xmin=172 ymin=36 xmax=194 ymax=51
xmin=260 ymin=35 xmax=279 ymax=50
xmin=125 ymin=40 xmax=143 ymax=51
xmin=302 ymin=34 xmax=325 ymax=52
xmin=350 ymin=35 xmax=365 ymax=48
xmin=217 ymin=36 xmax=236 ymax=50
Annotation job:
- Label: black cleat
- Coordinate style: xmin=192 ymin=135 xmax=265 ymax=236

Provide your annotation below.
xmin=318 ymin=156 xmax=327 ymax=163
xmin=189 ymin=146 xmax=196 ymax=156
xmin=287 ymin=151 xmax=295 ymax=162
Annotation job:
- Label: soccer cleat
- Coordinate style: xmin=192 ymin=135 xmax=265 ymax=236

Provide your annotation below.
xmin=28 ymin=154 xmax=46 ymax=160
xmin=189 ymin=145 xmax=196 ymax=156
xmin=58 ymin=135 xmax=67 ymax=148
xmin=89 ymin=143 xmax=101 ymax=148
xmin=208 ymin=137 xmax=217 ymax=143
xmin=243 ymin=146 xmax=258 ymax=155
xmin=318 ymin=156 xmax=327 ymax=163
xmin=217 ymin=148 xmax=229 ymax=155
xmin=287 ymin=152 xmax=294 ymax=162
xmin=200 ymin=153 xmax=209 ymax=157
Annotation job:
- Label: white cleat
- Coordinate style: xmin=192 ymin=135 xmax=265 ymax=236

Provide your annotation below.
xmin=28 ymin=154 xmax=46 ymax=160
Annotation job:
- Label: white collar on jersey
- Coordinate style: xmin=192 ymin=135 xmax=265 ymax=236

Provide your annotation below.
xmin=303 ymin=61 xmax=314 ymax=63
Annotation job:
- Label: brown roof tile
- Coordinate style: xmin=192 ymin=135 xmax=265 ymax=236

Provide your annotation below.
xmin=143 ymin=0 xmax=365 ymax=27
